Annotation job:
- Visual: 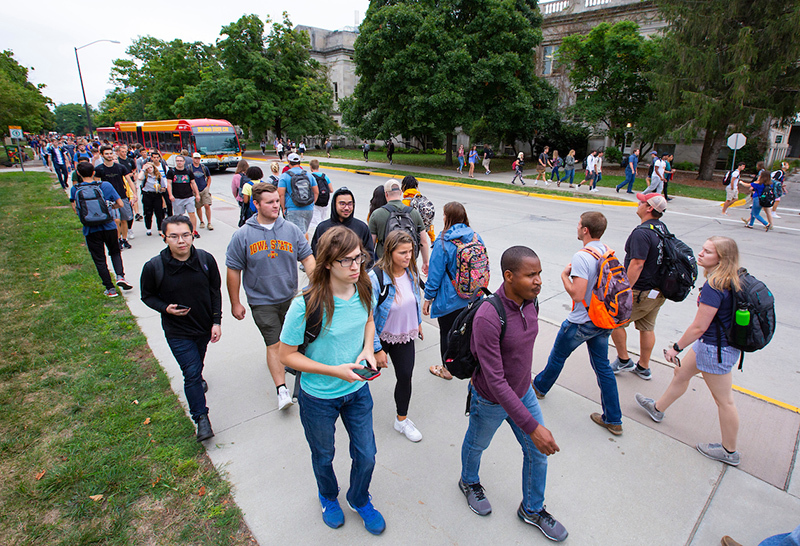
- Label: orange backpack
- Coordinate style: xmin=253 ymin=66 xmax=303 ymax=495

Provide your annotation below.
xmin=579 ymin=246 xmax=633 ymax=329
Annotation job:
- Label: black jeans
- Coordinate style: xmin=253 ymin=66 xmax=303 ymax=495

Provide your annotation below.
xmin=53 ymin=163 xmax=69 ymax=189
xmin=380 ymin=339 xmax=416 ymax=417
xmin=142 ymin=192 xmax=165 ymax=231
xmin=85 ymin=228 xmax=124 ymax=289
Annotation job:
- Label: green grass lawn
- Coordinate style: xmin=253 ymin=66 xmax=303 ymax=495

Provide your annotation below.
xmin=0 ymin=173 xmax=254 ymax=545
xmin=306 ymin=147 xmax=516 ymax=172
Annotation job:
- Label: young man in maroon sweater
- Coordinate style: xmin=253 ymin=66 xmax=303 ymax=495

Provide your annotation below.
xmin=459 ymin=246 xmax=568 ymax=542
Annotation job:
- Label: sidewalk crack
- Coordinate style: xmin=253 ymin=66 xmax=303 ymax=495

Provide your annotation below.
xmin=685 ymin=465 xmax=727 ymax=546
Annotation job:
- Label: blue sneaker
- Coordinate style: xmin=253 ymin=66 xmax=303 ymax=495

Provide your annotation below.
xmin=347 ymin=496 xmax=386 ymax=535
xmin=318 ymin=492 xmax=344 ymax=529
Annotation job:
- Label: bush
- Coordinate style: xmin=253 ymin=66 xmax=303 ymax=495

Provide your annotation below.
xmin=674 ymin=161 xmax=698 ymax=171
xmin=604 ymin=146 xmax=622 ymax=164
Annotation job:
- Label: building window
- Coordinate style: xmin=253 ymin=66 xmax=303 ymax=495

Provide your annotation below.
xmin=543 ymin=46 xmax=558 ymax=76
xmin=333 ymin=82 xmax=339 ymax=102
xmin=776 ymin=135 xmax=783 ymax=144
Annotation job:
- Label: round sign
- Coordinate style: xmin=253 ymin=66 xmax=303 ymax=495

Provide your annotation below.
xmin=9 ymin=129 xmax=23 ymax=139
xmin=727 ymin=133 xmax=746 ymax=150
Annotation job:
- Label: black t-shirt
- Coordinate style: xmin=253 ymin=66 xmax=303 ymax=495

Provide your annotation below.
xmin=624 ymin=219 xmax=665 ymax=291
xmin=166 ymin=168 xmax=195 ymax=199
xmin=94 ymin=163 xmax=131 ymax=198
xmin=118 ymin=154 xmax=136 ymax=175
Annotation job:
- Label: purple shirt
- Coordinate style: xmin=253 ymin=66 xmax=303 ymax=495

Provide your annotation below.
xmin=470 ymin=284 xmax=540 ymax=434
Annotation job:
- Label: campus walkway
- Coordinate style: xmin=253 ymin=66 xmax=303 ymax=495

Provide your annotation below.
xmin=14 ymin=157 xmax=797 ymax=545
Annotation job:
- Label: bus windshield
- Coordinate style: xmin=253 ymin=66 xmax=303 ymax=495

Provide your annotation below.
xmin=194 ymin=132 xmax=240 ymax=155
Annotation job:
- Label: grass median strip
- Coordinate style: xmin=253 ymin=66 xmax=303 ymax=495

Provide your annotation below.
xmin=0 ymin=172 xmax=254 ymax=545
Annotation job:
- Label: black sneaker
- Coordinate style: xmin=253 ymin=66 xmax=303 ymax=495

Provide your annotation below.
xmin=122 ymin=239 xmax=132 ymax=249
xmin=119 ymin=239 xmax=125 ymax=250
xmin=517 ymin=503 xmax=568 ymax=542
xmin=458 ymin=478 xmax=491 ymax=516
xmin=135 ymin=213 xmax=143 ymax=221
xmin=196 ymin=414 xmax=214 ymax=442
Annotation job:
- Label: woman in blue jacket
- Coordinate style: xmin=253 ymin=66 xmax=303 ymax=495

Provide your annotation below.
xmin=423 ymin=202 xmax=487 ymax=380
xmin=370 ymin=230 xmax=424 ymax=442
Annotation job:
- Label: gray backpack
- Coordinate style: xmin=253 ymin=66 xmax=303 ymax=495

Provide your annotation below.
xmin=289 ymin=170 xmax=315 ymax=207
xmin=74 ymin=182 xmax=113 ymax=226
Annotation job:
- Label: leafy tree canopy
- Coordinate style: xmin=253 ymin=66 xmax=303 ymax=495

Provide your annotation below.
xmin=0 ymin=50 xmax=54 ymax=135
xmin=54 ymin=103 xmax=98 ymax=135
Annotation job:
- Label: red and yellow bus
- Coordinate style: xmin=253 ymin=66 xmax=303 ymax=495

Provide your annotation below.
xmin=96 ymin=118 xmax=242 ymax=171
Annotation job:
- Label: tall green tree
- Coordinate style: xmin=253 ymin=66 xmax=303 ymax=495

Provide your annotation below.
xmin=655 ymin=0 xmax=800 ymax=179
xmin=343 ymin=0 xmax=546 ymax=165
xmin=557 ymin=21 xmax=656 ymax=147
xmin=54 ymin=103 xmax=97 ymax=135
xmin=0 ymin=50 xmax=54 ymax=134
xmin=178 ymin=13 xmax=335 ymax=139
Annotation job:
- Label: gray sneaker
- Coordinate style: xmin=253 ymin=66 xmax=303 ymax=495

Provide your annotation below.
xmin=696 ymin=443 xmax=740 ymax=466
xmin=610 ymin=357 xmax=635 ymax=374
xmin=458 ymin=479 xmax=491 ymax=516
xmin=517 ymin=504 xmax=568 ymax=542
xmin=632 ymin=364 xmax=652 ymax=380
xmin=635 ymin=393 xmax=664 ymax=422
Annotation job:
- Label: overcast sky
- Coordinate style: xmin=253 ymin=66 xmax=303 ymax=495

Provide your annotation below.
xmin=2 ymin=0 xmax=369 ymax=113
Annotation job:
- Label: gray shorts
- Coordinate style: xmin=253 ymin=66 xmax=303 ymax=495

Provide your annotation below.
xmin=173 ymin=197 xmax=196 ymax=215
xmin=694 ymin=339 xmax=741 ymax=375
xmin=110 ymin=198 xmax=134 ymax=221
xmin=285 ymin=209 xmax=313 ymax=233
xmin=726 ymin=187 xmax=739 ymax=201
xmin=251 ymin=300 xmax=293 ymax=346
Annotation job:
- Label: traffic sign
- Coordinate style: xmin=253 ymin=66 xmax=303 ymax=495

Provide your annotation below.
xmin=9 ymin=126 xmax=23 ymax=139
xmin=727 ymin=133 xmax=746 ymax=150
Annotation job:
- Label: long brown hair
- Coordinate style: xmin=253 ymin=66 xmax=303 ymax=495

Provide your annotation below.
xmin=375 ymin=230 xmax=418 ymax=286
xmin=305 ymin=226 xmax=372 ymax=330
xmin=704 ymin=236 xmax=741 ymax=292
xmin=235 ymin=160 xmax=249 ymax=175
xmin=442 ymin=202 xmax=469 ymax=232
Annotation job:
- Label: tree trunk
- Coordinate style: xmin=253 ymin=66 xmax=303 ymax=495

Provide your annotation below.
xmin=274 ymin=117 xmax=283 ymax=143
xmin=697 ymin=124 xmax=726 ymax=181
xmin=445 ymin=133 xmax=453 ymax=166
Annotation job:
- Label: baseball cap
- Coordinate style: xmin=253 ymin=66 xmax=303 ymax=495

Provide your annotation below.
xmin=287 ymin=153 xmax=301 ymax=163
xmin=192 ymin=152 xmax=201 ymax=158
xmin=650 ymin=151 xmax=658 ymax=156
xmin=384 ymin=179 xmax=402 ymax=193
xmin=636 ymin=192 xmax=667 ymax=213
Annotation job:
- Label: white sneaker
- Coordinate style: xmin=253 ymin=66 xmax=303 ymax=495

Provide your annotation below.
xmin=394 ymin=417 xmax=422 ymax=442
xmin=544 ymin=181 xmax=550 ymax=186
xmin=533 ymin=180 xmax=538 ymax=186
xmin=146 ymin=229 xmax=152 ymax=236
xmin=772 ymin=213 xmax=781 ymax=219
xmin=128 ymin=230 xmax=135 ymax=239
xmin=590 ymin=188 xmax=599 ymax=192
xmin=277 ymin=386 xmax=294 ymax=410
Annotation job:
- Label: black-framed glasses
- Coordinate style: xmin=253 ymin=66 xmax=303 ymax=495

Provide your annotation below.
xmin=166 ymin=233 xmax=194 ymax=241
xmin=334 ymin=253 xmax=368 ymax=268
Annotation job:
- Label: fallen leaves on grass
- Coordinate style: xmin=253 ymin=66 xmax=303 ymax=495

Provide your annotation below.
xmin=89 ymin=494 xmax=104 ymax=502
xmin=35 ymin=470 xmax=46 ymax=480
xmin=143 ymin=417 xmax=151 ymax=425
xmin=198 ymin=486 xmax=206 ymax=497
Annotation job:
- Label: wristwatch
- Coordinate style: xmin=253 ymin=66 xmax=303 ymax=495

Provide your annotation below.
xmin=673 ymin=342 xmax=682 ymax=352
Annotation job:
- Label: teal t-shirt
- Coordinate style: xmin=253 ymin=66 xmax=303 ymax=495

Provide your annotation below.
xmin=280 ymin=291 xmax=372 ymax=399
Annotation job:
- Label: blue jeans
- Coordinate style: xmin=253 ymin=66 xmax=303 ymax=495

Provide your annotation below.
xmin=748 ymin=200 xmax=769 ymax=227
xmin=298 ymin=384 xmax=376 ymax=508
xmin=458 ymin=156 xmax=465 ymax=170
xmin=166 ymin=336 xmax=210 ymax=421
xmin=560 ymin=168 xmax=575 ymax=185
xmin=617 ymin=171 xmax=635 ymax=192
xmin=534 ymin=320 xmax=621 ymax=425
xmin=461 ymin=384 xmax=548 ymax=513
xmin=759 ymin=524 xmax=800 ymax=546
xmin=550 ymin=166 xmax=560 ymax=181
xmin=591 ymin=172 xmax=602 ymax=189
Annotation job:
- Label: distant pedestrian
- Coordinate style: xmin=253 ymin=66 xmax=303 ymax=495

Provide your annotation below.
xmin=643 ymin=153 xmax=667 ymax=194
xmin=616 ymin=149 xmax=639 ymax=194
xmin=740 ymin=170 xmax=774 ymax=231
xmin=468 ymin=146 xmax=478 ymax=178
xmin=721 ymin=162 xmax=744 ymax=216
xmin=299 ymin=140 xmax=306 ymax=160
xmin=189 ymin=153 xmax=213 ymax=231
xmin=533 ymin=146 xmax=551 ymax=186
xmin=590 ymin=151 xmax=603 ymax=192
xmin=549 ymin=150 xmax=562 ymax=182
xmin=260 ymin=139 xmax=266 ymax=155
xmin=279 ymin=226 xmax=385 ymax=535
xmin=635 ymin=236 xmax=743 ymax=466
xmin=141 ymin=215 xmax=222 ymax=442
xmin=231 ymin=160 xmax=249 ymax=204
xmin=663 ymin=154 xmax=674 ymax=201
xmin=559 ymin=149 xmax=576 ymax=187
xmin=770 ymin=162 xmax=788 ymax=219
xmin=482 ymin=144 xmax=492 ymax=175
xmin=577 ymin=150 xmax=597 ymax=189
xmin=387 ymin=139 xmax=395 ymax=165
xmin=276 ymin=139 xmax=285 ymax=162
xmin=511 ymin=152 xmax=525 ymax=185
xmin=278 ymin=153 xmax=319 ymax=235
xmin=363 ymin=142 xmax=370 ymax=162
xmin=457 ymin=144 xmax=465 ymax=174
xmin=308 ymin=159 xmax=332 ymax=237
xmin=46 ymin=137 xmax=71 ymax=189
xmin=325 ymin=138 xmax=332 ymax=158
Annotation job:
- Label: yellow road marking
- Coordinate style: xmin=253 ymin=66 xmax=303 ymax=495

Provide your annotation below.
xmin=732 ymin=385 xmax=800 ymax=414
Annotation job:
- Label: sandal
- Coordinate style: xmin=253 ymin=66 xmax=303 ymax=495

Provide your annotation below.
xmin=429 ymin=365 xmax=453 ymax=380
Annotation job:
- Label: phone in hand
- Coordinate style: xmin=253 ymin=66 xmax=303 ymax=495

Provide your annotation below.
xmin=353 ymin=364 xmax=380 ymax=381
xmin=174 ymin=304 xmax=191 ymax=311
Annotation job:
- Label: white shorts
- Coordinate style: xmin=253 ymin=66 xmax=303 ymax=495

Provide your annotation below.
xmin=726 ymin=188 xmax=739 ymax=201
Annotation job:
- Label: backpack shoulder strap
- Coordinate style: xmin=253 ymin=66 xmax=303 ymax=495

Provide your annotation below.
xmin=194 ymin=248 xmax=213 ymax=280
xmin=372 ymin=265 xmax=390 ymax=307
xmin=302 ymin=291 xmax=323 ymax=349
xmin=149 ymin=253 xmax=165 ymax=291
xmin=486 ymin=294 xmax=507 ymax=342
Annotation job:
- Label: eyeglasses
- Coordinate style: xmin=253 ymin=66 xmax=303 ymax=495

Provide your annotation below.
xmin=334 ymin=253 xmax=368 ymax=268
xmin=337 ymin=201 xmax=355 ymax=209
xmin=165 ymin=233 xmax=194 ymax=241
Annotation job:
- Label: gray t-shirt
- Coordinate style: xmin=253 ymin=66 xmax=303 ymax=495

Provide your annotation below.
xmin=566 ymin=241 xmax=606 ymax=324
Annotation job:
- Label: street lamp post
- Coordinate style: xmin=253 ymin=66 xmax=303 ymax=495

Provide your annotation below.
xmin=75 ymin=39 xmax=120 ymax=140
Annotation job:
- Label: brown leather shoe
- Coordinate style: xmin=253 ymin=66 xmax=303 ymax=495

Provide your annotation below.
xmin=720 ymin=536 xmax=743 ymax=546
xmin=591 ymin=413 xmax=622 ymax=435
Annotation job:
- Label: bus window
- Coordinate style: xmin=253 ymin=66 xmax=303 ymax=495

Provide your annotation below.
xmin=194 ymin=130 xmax=240 ymax=155
xmin=180 ymin=132 xmax=193 ymax=153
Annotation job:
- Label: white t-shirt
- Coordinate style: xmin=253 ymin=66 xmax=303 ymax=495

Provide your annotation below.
xmin=595 ymin=156 xmax=603 ymax=173
xmin=654 ymin=159 xmax=666 ymax=180
xmin=585 ymin=154 xmax=596 ymax=172
xmin=728 ymin=169 xmax=741 ymax=191
xmin=566 ymin=241 xmax=606 ymax=324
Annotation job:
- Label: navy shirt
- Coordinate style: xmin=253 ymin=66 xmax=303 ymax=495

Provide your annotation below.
xmin=698 ymin=281 xmax=733 ymax=346
xmin=624 ymin=220 xmax=665 ymax=291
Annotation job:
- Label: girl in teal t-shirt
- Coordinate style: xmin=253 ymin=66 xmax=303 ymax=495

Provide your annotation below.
xmin=279 ymin=226 xmax=386 ymax=535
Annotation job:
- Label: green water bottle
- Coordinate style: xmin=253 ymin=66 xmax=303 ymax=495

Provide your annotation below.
xmin=734 ymin=308 xmax=750 ymax=345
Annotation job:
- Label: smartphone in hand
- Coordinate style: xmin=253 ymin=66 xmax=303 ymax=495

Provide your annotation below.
xmin=353 ymin=363 xmax=380 ymax=381
xmin=174 ymin=304 xmax=191 ymax=311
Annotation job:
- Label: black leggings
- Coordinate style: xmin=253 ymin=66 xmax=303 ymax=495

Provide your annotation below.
xmin=381 ymin=339 xmax=416 ymax=417
xmin=437 ymin=308 xmax=462 ymax=361
xmin=142 ymin=192 xmax=165 ymax=231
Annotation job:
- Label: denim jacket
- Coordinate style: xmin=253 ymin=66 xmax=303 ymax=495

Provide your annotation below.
xmin=424 ymin=224 xmax=484 ymax=318
xmin=369 ymin=266 xmax=422 ymax=352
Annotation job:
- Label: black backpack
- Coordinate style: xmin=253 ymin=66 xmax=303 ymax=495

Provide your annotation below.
xmin=312 ymin=173 xmax=331 ymax=207
xmin=722 ymin=170 xmax=734 ymax=186
xmin=382 ymin=204 xmax=420 ymax=255
xmin=147 ymin=248 xmax=215 ymax=289
xmin=638 ymin=223 xmax=697 ymax=302
xmin=74 ymin=182 xmax=113 ymax=226
xmin=758 ymin=184 xmax=776 ymax=208
xmin=284 ymin=292 xmax=324 ymax=401
xmin=715 ymin=269 xmax=775 ymax=370
xmin=443 ymin=288 xmax=508 ymax=380
xmin=289 ymin=170 xmax=315 ymax=207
